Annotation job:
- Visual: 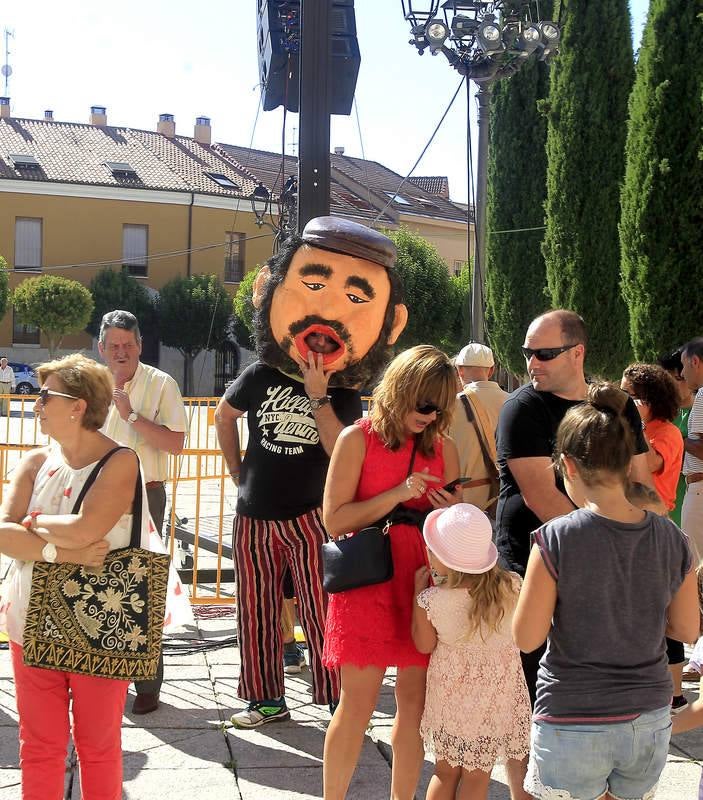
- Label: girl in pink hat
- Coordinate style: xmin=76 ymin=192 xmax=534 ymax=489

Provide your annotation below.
xmin=413 ymin=503 xmax=531 ymax=799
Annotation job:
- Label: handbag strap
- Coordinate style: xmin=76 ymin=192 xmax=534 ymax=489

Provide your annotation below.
xmin=70 ymin=446 xmax=143 ymax=549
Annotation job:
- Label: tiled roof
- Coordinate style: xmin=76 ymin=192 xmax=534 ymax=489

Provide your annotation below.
xmin=0 ymin=116 xmax=469 ymax=225
xmin=409 ymin=176 xmax=450 ymax=199
xmin=0 ymin=117 xmax=258 ymax=197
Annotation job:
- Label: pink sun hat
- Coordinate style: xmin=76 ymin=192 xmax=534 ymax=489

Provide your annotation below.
xmin=423 ymin=503 xmax=498 ymax=574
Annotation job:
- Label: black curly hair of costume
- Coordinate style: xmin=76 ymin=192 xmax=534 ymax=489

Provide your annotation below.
xmin=254 ymin=233 xmax=405 ymax=389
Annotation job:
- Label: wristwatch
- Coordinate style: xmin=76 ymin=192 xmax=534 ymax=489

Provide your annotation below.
xmin=127 ymin=410 xmax=139 ymax=425
xmin=309 ymin=395 xmax=332 ymax=411
xmin=42 ymin=542 xmax=58 ymax=563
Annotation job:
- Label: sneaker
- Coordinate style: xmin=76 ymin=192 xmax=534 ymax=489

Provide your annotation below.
xmin=230 ymin=698 xmax=290 ymax=729
xmin=671 ymin=695 xmax=688 ymax=714
xmin=283 ymin=642 xmax=306 ymax=675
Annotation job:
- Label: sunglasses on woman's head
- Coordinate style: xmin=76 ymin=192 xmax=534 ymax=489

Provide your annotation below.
xmin=416 ymin=403 xmax=442 ymax=416
xmin=38 ymin=388 xmax=79 ymax=406
xmin=521 ymin=343 xmax=577 ymax=362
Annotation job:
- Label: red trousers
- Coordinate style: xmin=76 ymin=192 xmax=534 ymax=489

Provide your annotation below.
xmin=11 ymin=643 xmax=128 ymax=800
xmin=233 ymin=508 xmax=340 ymax=705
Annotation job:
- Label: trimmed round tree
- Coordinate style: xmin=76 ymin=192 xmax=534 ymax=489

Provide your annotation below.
xmin=0 ymin=256 xmax=9 ymax=325
xmin=485 ymin=42 xmax=552 ymax=376
xmin=542 ymin=0 xmax=634 ymax=378
xmin=12 ymin=275 xmax=94 ymax=356
xmin=386 ymin=227 xmax=455 ymax=352
xmin=87 ymin=268 xmax=156 ymax=340
xmin=231 ymin=267 xmax=259 ymax=350
xmin=158 ymin=274 xmax=231 ymax=395
xmin=620 ymin=0 xmax=703 ymax=360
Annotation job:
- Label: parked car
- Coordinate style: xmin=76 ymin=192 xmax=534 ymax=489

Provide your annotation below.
xmin=10 ymin=362 xmax=40 ymax=395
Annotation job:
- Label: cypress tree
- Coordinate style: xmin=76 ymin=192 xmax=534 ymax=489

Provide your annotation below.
xmin=620 ymin=0 xmax=703 ymax=360
xmin=542 ymin=0 xmax=634 ymax=377
xmin=485 ymin=34 xmax=552 ymax=376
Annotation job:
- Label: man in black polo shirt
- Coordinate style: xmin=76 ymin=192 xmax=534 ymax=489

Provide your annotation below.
xmin=215 ymin=217 xmax=407 ymax=729
xmin=496 ymin=310 xmax=652 ymax=696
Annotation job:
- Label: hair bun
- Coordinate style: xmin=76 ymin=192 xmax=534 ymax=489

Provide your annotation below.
xmin=587 ymin=382 xmax=628 ymax=416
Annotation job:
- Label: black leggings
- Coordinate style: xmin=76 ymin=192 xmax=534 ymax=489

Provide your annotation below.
xmin=667 ymin=636 xmax=685 ymax=665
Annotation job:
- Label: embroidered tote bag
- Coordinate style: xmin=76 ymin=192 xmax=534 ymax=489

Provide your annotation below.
xmin=23 ymin=448 xmax=170 ymax=681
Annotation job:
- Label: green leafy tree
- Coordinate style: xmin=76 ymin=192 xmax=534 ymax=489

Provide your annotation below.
xmin=485 ymin=40 xmax=552 ymax=376
xmin=620 ymin=0 xmax=703 ymax=360
xmin=231 ymin=267 xmax=260 ymax=349
xmin=386 ymin=227 xmax=455 ymax=351
xmin=158 ymin=274 xmax=231 ymax=395
xmin=12 ymin=275 xmax=94 ymax=356
xmin=86 ymin=268 xmax=156 ymax=339
xmin=0 ymin=256 xmax=9 ymax=324
xmin=441 ymin=265 xmax=472 ymax=356
xmin=542 ymin=0 xmax=634 ymax=377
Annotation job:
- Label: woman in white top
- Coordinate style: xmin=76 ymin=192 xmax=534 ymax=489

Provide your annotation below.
xmin=0 ymin=353 xmax=140 ymax=800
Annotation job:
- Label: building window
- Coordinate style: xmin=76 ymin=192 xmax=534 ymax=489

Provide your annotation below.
xmin=123 ymin=224 xmax=148 ymax=277
xmin=12 ymin=309 xmax=40 ymax=345
xmin=453 ymin=260 xmax=466 ymax=277
xmin=207 ymin=172 xmax=241 ymax=190
xmin=225 ymin=232 xmax=245 ymax=283
xmin=14 ymin=218 xmax=42 ymax=270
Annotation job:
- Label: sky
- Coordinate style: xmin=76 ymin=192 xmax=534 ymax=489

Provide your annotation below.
xmin=2 ymin=1 xmax=650 ymax=205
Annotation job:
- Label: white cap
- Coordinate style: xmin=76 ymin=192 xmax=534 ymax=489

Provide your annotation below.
xmin=455 ymin=342 xmax=494 ymax=368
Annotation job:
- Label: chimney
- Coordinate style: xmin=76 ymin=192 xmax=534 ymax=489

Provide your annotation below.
xmin=90 ymin=105 xmax=107 ymax=126
xmin=44 ymin=110 xmax=54 ymax=121
xmin=334 ymin=146 xmax=345 ymax=156
xmin=194 ymin=116 xmax=211 ymax=146
xmin=157 ymin=113 xmax=176 ymax=138
xmin=0 ymin=97 xmax=10 ymax=120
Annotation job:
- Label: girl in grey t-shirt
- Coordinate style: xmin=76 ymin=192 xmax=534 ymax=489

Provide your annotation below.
xmin=513 ymin=382 xmax=698 ymax=800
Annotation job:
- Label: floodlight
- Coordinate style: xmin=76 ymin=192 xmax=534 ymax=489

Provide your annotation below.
xmin=477 ymin=14 xmax=504 ymax=53
xmin=425 ymin=19 xmax=450 ymax=53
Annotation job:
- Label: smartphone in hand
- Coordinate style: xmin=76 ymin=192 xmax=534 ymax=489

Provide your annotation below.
xmin=441 ymin=476 xmax=472 ymax=493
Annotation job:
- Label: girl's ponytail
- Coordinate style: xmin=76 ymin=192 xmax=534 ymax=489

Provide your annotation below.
xmin=445 ymin=566 xmax=519 ymax=640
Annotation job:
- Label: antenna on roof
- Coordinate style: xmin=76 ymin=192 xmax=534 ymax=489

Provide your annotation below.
xmin=1 ymin=29 xmax=14 ymax=96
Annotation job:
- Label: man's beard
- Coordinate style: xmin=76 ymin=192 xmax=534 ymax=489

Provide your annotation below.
xmin=256 ymin=312 xmax=395 ymax=389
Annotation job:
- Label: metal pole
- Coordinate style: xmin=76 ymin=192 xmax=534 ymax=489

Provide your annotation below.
xmin=297 ymin=0 xmax=331 ymax=231
xmin=471 ymin=82 xmax=492 ymax=344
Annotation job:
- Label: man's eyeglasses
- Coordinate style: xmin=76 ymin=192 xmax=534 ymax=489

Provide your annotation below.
xmin=521 ymin=343 xmax=577 ymax=362
xmin=38 ymin=388 xmax=79 ymax=406
xmin=416 ymin=403 xmax=442 ymax=416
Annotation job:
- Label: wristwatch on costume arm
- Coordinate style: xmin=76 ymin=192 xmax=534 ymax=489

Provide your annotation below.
xmin=309 ymin=395 xmax=332 ymax=411
xmin=127 ymin=410 xmax=139 ymax=425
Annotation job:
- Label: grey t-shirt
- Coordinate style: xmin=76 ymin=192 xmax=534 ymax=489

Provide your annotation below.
xmin=534 ymin=508 xmax=691 ymax=722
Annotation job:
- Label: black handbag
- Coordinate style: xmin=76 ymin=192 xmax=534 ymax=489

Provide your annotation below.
xmin=322 ymin=438 xmax=420 ymax=594
xmin=22 ymin=448 xmax=170 ymax=681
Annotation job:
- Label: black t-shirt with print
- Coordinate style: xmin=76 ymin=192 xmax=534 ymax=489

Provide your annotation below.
xmin=225 ymin=362 xmax=362 ymax=520
xmin=495 ymin=383 xmax=648 ymax=575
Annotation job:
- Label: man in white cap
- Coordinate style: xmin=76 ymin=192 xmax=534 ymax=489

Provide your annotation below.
xmin=448 ymin=342 xmax=507 ymax=514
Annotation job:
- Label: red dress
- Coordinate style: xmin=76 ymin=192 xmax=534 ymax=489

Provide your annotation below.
xmin=322 ymin=418 xmax=445 ymax=669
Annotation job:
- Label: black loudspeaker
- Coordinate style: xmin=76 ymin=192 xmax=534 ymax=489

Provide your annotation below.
xmin=257 ymin=0 xmax=360 ymax=115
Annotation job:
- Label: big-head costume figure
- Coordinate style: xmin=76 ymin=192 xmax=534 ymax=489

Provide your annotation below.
xmin=215 ymin=217 xmax=407 ymax=728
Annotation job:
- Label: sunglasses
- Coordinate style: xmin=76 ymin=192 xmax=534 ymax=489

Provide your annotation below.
xmin=38 ymin=388 xmax=79 ymax=406
xmin=521 ymin=343 xmax=577 ymax=362
xmin=416 ymin=403 xmax=442 ymax=416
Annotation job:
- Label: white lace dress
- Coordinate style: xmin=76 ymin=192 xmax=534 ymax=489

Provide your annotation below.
xmin=417 ymin=582 xmax=531 ymax=771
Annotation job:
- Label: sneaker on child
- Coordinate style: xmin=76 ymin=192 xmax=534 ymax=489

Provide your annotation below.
xmin=671 ymin=695 xmax=688 ymax=714
xmin=230 ymin=697 xmax=290 ymax=729
xmin=283 ymin=641 xmax=306 ymax=674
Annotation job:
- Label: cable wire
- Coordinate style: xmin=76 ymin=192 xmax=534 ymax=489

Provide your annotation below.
xmin=372 ymin=78 xmax=465 ymax=224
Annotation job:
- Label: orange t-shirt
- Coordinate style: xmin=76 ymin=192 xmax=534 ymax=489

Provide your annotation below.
xmin=646 ymin=418 xmax=684 ymax=511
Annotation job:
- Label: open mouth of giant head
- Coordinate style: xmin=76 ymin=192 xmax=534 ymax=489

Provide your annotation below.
xmin=294 ymin=324 xmax=346 ymax=366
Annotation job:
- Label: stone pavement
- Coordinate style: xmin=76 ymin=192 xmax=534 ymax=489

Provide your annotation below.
xmin=1 ymin=611 xmax=703 ymax=799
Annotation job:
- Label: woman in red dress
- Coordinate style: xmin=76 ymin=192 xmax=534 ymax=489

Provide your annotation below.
xmin=322 ymin=345 xmax=461 ymax=800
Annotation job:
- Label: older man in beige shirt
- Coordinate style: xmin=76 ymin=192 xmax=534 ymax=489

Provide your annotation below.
xmin=448 ymin=343 xmax=508 ymax=513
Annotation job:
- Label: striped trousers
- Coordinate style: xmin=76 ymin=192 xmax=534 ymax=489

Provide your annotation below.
xmin=232 ymin=508 xmax=339 ymax=705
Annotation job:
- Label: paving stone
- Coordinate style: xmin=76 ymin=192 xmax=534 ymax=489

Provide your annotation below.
xmin=236 ymin=763 xmax=390 ymax=799
xmin=121 ymin=727 xmax=232 ymax=770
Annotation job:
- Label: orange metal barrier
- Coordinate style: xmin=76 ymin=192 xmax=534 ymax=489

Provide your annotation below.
xmin=0 ymin=395 xmax=49 ymax=447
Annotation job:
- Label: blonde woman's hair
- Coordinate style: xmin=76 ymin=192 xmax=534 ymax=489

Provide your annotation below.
xmin=444 ymin=564 xmax=519 ymax=640
xmin=370 ymin=345 xmax=456 ymax=457
xmin=37 ymin=353 xmax=114 ymax=431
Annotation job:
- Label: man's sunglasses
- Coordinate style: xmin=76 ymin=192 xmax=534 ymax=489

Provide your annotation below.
xmin=416 ymin=403 xmax=442 ymax=416
xmin=521 ymin=343 xmax=577 ymax=362
xmin=38 ymin=388 xmax=79 ymax=406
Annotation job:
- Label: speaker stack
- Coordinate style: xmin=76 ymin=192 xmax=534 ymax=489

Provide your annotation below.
xmin=256 ymin=0 xmax=360 ymax=115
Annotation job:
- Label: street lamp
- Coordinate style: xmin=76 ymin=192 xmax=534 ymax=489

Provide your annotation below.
xmin=250 ymin=178 xmax=298 ymax=253
xmin=400 ymin=0 xmax=559 ymax=343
